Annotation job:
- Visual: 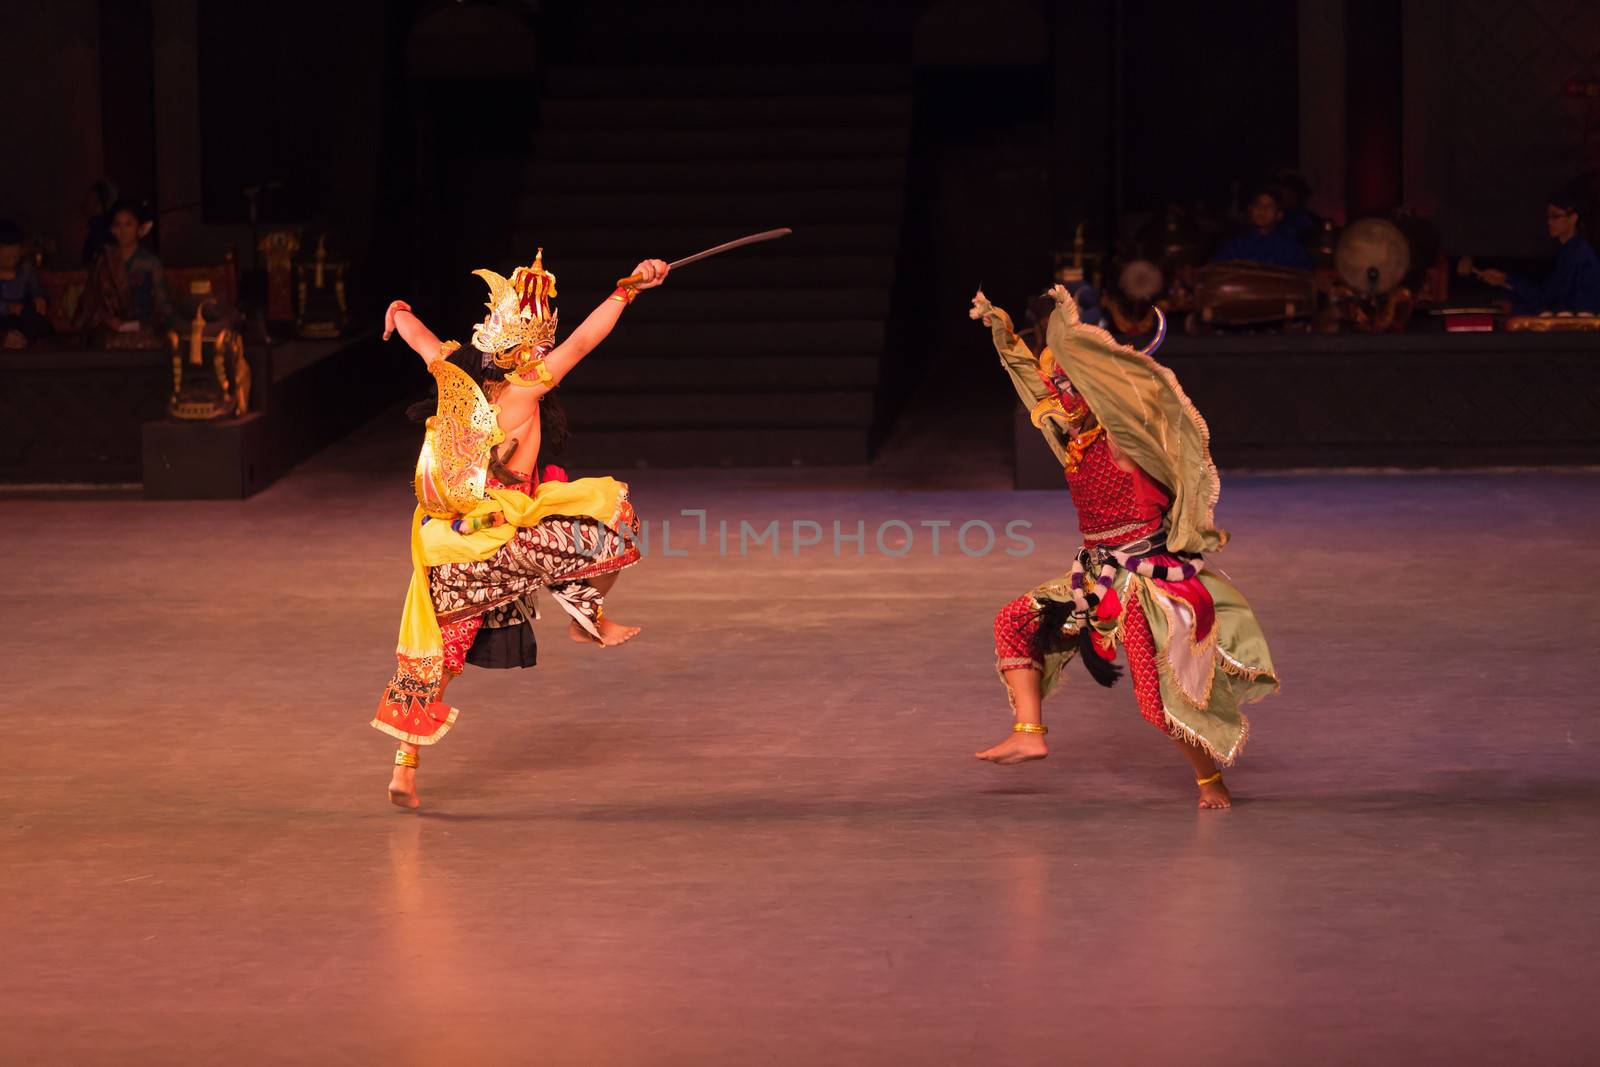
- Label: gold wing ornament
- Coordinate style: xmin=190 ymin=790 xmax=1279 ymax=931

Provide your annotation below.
xmin=413 ymin=345 xmax=504 ymax=519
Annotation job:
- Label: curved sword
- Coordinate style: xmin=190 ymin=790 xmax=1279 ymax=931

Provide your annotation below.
xmin=615 ymin=228 xmax=793 ymax=287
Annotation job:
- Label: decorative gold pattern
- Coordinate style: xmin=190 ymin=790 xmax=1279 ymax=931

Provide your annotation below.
xmin=505 ymin=357 xmax=553 ymax=390
xmin=1080 ymin=518 xmax=1157 ymax=543
xmin=1030 ymin=396 xmax=1066 ymax=428
xmin=413 ymin=359 xmax=505 ymax=519
xmin=1062 ymin=424 xmax=1105 ymax=474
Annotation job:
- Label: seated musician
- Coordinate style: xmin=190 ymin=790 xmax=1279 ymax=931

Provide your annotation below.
xmin=80 ymin=201 xmax=171 ymax=345
xmin=0 ymin=219 xmax=49 ymax=349
xmin=1211 ymin=187 xmax=1313 ymax=270
xmin=1471 ymin=191 xmax=1600 ymax=315
xmin=1273 ymin=169 xmax=1323 ymax=244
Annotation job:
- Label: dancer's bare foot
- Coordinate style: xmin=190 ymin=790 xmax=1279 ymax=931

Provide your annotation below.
xmin=388 ymin=765 xmax=420 ymax=811
xmin=975 ymin=732 xmax=1048 ymax=765
xmin=1197 ymin=776 xmax=1231 ymax=810
xmin=569 ymin=617 xmax=642 ymax=647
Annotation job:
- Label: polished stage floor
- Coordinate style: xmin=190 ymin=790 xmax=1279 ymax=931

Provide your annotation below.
xmin=5 ymin=417 xmax=1598 ymax=1066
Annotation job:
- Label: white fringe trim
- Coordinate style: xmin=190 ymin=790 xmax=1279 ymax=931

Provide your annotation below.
xmin=1164 ymin=707 xmax=1250 ymax=767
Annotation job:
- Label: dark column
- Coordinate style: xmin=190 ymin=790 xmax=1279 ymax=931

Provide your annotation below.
xmin=98 ymin=0 xmax=158 ymax=217
xmin=1050 ymin=0 xmax=1116 ymax=252
xmin=1344 ymin=0 xmax=1403 ymax=217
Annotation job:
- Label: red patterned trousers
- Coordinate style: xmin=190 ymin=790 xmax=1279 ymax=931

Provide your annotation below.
xmin=993 ymin=586 xmax=1172 ymax=734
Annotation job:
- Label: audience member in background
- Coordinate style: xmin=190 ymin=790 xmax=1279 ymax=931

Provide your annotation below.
xmin=80 ymin=179 xmax=117 ymax=266
xmin=1272 ymin=170 xmax=1323 ymax=244
xmin=1210 ymin=187 xmax=1312 ymax=270
xmin=1471 ymin=191 xmax=1600 ymax=314
xmin=81 ymin=201 xmax=170 ymax=345
xmin=0 ymin=219 xmax=49 ymax=349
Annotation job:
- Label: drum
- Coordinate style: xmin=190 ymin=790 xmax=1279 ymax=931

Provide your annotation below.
xmin=1193 ymin=263 xmax=1318 ymax=326
xmin=1334 ymin=218 xmax=1410 ymax=295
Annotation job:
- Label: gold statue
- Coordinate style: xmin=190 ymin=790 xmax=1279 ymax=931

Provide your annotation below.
xmin=166 ymin=279 xmax=248 ymax=420
xmin=295 ymin=234 xmax=350 ymax=339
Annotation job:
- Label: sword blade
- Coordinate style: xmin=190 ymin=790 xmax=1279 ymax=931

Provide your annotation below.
xmin=616 ymin=228 xmax=792 ymax=286
xmin=668 ymin=228 xmax=792 ymax=270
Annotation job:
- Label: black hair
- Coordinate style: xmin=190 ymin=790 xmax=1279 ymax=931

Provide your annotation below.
xmin=405 ymin=344 xmax=569 ymax=458
xmin=107 ymin=199 xmax=150 ymax=224
xmin=0 ymin=218 xmax=21 ymax=246
xmin=1550 ymin=185 xmax=1592 ymax=236
xmin=1274 ymin=169 xmax=1311 ymax=202
xmin=1247 ymin=185 xmax=1285 ymax=210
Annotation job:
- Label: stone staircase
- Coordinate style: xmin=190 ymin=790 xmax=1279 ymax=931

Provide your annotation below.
xmin=514 ymin=27 xmax=913 ymax=468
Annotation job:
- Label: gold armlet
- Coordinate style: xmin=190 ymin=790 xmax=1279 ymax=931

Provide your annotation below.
xmin=437 ymin=340 xmax=461 ymax=360
xmin=609 ymin=286 xmax=637 ymax=305
xmin=1012 ymin=722 xmax=1048 ymax=735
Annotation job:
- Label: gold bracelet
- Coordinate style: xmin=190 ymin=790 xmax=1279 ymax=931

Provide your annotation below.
xmin=1195 ymin=771 xmax=1222 ymax=787
xmin=394 ymin=750 xmax=419 ymax=768
xmin=609 ymin=285 xmax=637 ymax=305
xmin=1013 ymin=722 xmax=1048 ymax=735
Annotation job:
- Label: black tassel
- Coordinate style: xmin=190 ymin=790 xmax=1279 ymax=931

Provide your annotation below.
xmin=1030 ymin=600 xmax=1078 ymax=661
xmin=1076 ymin=626 xmax=1123 ymax=688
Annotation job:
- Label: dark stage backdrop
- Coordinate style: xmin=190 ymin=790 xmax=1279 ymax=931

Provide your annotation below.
xmin=1117 ymin=1 xmax=1300 ymax=214
xmin=194 ymin=0 xmax=411 ymax=298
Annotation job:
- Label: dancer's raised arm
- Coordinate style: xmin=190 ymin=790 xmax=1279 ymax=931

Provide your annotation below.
xmin=516 ymin=258 xmax=669 ymax=395
xmin=382 ymin=300 xmax=448 ymax=363
xmin=971 ymin=289 xmax=1053 ymax=407
xmin=971 ymin=288 xmax=1070 ymax=465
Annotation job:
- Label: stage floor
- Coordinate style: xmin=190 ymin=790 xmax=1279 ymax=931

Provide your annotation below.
xmin=6 ymin=417 xmax=1599 ymax=1066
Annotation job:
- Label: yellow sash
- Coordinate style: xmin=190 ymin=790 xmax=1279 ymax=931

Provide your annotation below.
xmin=396 ymin=477 xmax=629 ymax=659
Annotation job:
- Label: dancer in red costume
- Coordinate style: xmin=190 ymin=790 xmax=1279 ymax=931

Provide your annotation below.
xmin=972 ymin=285 xmax=1279 ymax=809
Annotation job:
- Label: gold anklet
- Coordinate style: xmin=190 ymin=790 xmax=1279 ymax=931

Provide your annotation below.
xmin=394 ymin=750 xmax=419 ymax=768
xmin=1013 ymin=722 xmax=1048 ymax=735
xmin=1195 ymin=771 xmax=1222 ymax=787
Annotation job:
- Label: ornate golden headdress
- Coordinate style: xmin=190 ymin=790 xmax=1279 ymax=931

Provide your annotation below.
xmin=470 ymin=248 xmax=559 ymax=375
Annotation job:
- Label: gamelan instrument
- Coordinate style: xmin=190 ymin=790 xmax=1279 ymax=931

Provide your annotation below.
xmin=1334 ymin=218 xmax=1414 ymax=332
xmin=1335 ymin=218 xmax=1410 ymax=296
xmin=1193 ymin=262 xmax=1318 ymax=327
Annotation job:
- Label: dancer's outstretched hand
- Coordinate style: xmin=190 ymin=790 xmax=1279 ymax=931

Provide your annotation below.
xmin=969 ymin=289 xmax=993 ymax=326
xmin=383 ymin=299 xmax=412 ymax=341
xmin=1048 ymin=284 xmax=1072 ymax=306
xmin=630 ymin=259 xmax=670 ymax=290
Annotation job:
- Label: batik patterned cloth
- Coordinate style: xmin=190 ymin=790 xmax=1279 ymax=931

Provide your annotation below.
xmin=429 ymin=501 xmax=637 ymax=671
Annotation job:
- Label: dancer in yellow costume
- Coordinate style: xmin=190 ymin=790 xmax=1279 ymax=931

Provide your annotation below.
xmin=373 ymin=250 xmax=668 ymax=809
